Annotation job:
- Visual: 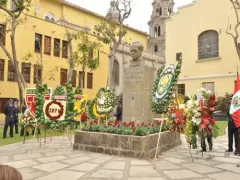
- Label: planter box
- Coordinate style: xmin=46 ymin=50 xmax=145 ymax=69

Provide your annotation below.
xmin=73 ymin=131 xmax=181 ymax=159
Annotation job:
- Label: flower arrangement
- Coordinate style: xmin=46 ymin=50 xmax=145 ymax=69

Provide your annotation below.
xmin=82 ymin=120 xmax=168 ymax=136
xmin=20 ymin=109 xmax=36 ymax=128
xmin=166 ymin=94 xmax=186 ymax=134
xmin=89 ymin=87 xmax=115 ymax=120
xmin=89 ymin=98 xmax=106 ymax=120
xmin=96 ymin=87 xmax=115 ymax=114
xmin=184 ymin=88 xmax=218 ymax=149
xmin=73 ymin=94 xmax=88 ymax=122
xmin=151 ymin=60 xmax=182 ymax=114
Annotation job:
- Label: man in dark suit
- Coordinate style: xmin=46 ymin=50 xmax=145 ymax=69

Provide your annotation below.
xmin=226 ymin=94 xmax=238 ymax=153
xmin=3 ymin=99 xmax=15 ymax=138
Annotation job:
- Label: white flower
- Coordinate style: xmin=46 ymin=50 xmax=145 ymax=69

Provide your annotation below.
xmin=207 ymin=90 xmax=212 ymax=94
xmin=186 ymin=101 xmax=193 ymax=109
xmin=195 ymin=118 xmax=201 ymax=125
xmin=191 ymin=117 xmax=197 ymax=124
xmin=195 ymin=112 xmax=201 ymax=117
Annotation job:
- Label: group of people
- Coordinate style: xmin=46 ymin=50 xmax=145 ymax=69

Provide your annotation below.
xmin=2 ymin=99 xmax=20 ymax=139
xmin=2 ymin=98 xmax=34 ymax=139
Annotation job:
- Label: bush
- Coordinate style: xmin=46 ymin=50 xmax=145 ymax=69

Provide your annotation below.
xmin=82 ymin=120 xmax=168 ymax=136
xmin=217 ymin=93 xmax=231 ymax=112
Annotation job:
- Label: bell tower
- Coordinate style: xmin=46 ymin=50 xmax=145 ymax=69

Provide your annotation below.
xmin=148 ymin=0 xmax=174 ymax=60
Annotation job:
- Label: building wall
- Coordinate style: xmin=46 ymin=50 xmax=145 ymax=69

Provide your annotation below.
xmin=0 ymin=0 xmax=149 ymax=121
xmin=165 ymin=0 xmax=238 ymax=96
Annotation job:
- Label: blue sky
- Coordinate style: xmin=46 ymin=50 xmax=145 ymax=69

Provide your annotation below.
xmin=66 ymin=0 xmax=193 ymax=32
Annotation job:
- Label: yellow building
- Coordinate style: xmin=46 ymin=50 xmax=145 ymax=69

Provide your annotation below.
xmin=0 ymin=0 xmax=148 ymax=121
xmin=165 ymin=0 xmax=239 ymax=97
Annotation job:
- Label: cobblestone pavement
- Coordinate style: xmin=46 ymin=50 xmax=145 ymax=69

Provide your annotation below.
xmin=0 ymin=133 xmax=240 ymax=180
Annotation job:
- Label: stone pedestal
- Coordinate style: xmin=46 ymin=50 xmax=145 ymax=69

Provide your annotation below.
xmin=123 ymin=64 xmax=154 ymax=124
xmin=73 ymin=131 xmax=181 ymax=159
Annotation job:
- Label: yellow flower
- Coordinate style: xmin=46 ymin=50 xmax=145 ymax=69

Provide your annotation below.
xmin=93 ymin=103 xmax=105 ymax=118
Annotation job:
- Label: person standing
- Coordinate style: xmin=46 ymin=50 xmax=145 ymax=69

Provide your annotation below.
xmin=226 ymin=94 xmax=238 ymax=152
xmin=114 ymin=101 xmax=122 ymax=121
xmin=3 ymin=99 xmax=15 ymax=139
xmin=21 ymin=101 xmax=26 ymax=114
xmin=13 ymin=100 xmax=19 ymax=134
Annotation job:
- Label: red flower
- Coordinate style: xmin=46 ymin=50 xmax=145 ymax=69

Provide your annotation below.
xmin=208 ymin=95 xmax=216 ymax=106
xmin=201 ymin=116 xmax=210 ymax=125
xmin=202 ymin=106 xmax=208 ymax=109
xmin=200 ymin=123 xmax=206 ymax=129
xmin=199 ymin=99 xmax=204 ymax=106
xmin=210 ymin=107 xmax=216 ymax=112
xmin=80 ymin=113 xmax=87 ymax=121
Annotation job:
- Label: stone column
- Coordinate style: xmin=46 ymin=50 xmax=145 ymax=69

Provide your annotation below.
xmin=123 ymin=60 xmax=154 ymax=124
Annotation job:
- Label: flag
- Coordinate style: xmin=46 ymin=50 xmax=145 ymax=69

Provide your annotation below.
xmin=230 ymin=72 xmax=240 ymax=128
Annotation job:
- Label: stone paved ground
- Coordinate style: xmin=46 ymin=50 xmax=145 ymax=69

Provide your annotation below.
xmin=0 ymin=133 xmax=240 ymax=180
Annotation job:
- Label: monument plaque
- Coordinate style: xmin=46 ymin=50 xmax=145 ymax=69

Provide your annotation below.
xmin=124 ymin=67 xmax=144 ymax=91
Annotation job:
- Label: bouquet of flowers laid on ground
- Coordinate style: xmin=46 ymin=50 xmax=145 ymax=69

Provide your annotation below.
xmin=20 ymin=109 xmax=37 ymax=128
xmin=166 ymin=94 xmax=186 ymax=134
xmin=184 ymin=88 xmax=218 ymax=150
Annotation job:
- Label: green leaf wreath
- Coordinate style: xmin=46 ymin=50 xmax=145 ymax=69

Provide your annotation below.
xmin=151 ymin=60 xmax=182 ymax=114
xmin=64 ymin=81 xmax=74 ymax=125
xmin=36 ymin=84 xmax=48 ymax=124
xmin=52 ymin=85 xmax=66 ymax=100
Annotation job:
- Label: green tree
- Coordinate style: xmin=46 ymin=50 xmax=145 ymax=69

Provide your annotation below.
xmin=94 ymin=0 xmax=132 ymax=88
xmin=0 ymin=0 xmax=31 ymax=107
xmin=72 ymin=30 xmax=102 ymax=88
xmin=217 ymin=93 xmax=232 ymax=112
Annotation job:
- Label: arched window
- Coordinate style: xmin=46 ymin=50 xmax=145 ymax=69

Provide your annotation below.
xmin=154 ymin=44 xmax=158 ymax=52
xmin=113 ymin=59 xmax=119 ymax=86
xmin=198 ymin=30 xmax=219 ymax=60
xmin=154 ymin=25 xmax=161 ymax=37
xmin=44 ymin=12 xmax=56 ymax=22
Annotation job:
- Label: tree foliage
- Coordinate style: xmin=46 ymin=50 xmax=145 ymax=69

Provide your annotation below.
xmin=94 ymin=20 xmax=127 ymax=45
xmin=217 ymin=93 xmax=232 ymax=112
xmin=93 ymin=0 xmax=132 ymax=88
xmin=73 ymin=30 xmax=102 ymax=71
xmin=0 ymin=0 xmax=32 ymax=108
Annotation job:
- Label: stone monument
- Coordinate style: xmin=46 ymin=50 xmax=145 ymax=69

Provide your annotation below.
xmin=123 ymin=42 xmax=155 ymax=124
